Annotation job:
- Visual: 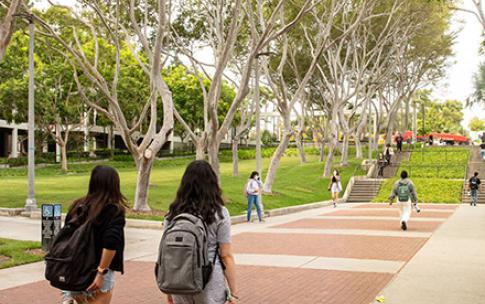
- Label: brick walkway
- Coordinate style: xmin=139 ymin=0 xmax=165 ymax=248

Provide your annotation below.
xmin=0 ymin=203 xmax=458 ymax=304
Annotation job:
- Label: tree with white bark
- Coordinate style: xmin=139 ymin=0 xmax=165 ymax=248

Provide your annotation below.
xmin=27 ymin=1 xmax=174 ymax=211
xmin=261 ymin=0 xmax=356 ymax=193
xmin=0 ymin=0 xmax=22 ymax=61
xmin=169 ymin=0 xmax=322 ymax=177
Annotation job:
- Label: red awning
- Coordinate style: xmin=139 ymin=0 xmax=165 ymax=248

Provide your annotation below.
xmin=401 ymin=131 xmax=468 ymax=142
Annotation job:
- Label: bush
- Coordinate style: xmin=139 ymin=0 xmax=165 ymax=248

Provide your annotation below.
xmin=261 ymin=130 xmax=277 ymax=146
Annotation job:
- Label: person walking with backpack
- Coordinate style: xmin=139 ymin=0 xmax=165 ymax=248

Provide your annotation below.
xmin=45 ymin=166 xmax=127 ymax=304
xmin=395 ymin=132 xmax=403 ymax=153
xmin=384 ymin=143 xmax=394 ymax=165
xmin=469 ymin=172 xmax=481 ymax=206
xmin=388 ymin=170 xmax=419 ymax=231
xmin=157 ymin=160 xmax=238 ymax=304
xmin=328 ymin=169 xmax=342 ymax=208
xmin=245 ymin=171 xmax=264 ymax=222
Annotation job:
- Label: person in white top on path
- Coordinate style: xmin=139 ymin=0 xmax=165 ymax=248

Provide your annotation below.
xmin=246 ymin=171 xmax=263 ymax=222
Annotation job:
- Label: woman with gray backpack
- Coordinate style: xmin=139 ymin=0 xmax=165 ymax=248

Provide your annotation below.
xmin=156 ymin=160 xmax=239 ymax=304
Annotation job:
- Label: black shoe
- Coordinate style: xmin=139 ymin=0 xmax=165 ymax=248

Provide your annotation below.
xmin=401 ymin=221 xmax=407 ymax=231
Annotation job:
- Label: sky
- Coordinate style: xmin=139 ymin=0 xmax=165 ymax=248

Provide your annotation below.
xmin=432 ymin=1 xmax=484 ymax=129
xmin=35 ymin=0 xmax=485 ymax=130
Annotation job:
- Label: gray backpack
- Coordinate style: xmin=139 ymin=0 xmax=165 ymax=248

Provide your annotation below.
xmin=155 ymin=213 xmax=214 ymax=295
xmin=398 ymin=182 xmax=411 ymax=202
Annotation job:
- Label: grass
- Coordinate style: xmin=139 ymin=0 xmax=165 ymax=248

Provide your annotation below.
xmin=0 ymin=152 xmax=364 ymax=220
xmin=400 ymin=148 xmax=469 ymax=179
xmin=373 ymin=178 xmax=464 ymax=204
xmin=375 ymin=147 xmax=469 ymax=203
xmin=0 ymin=238 xmax=43 ymax=269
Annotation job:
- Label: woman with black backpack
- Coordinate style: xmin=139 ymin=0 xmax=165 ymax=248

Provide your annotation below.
xmin=56 ymin=165 xmax=127 ymax=304
xmin=161 ymin=160 xmax=238 ymax=304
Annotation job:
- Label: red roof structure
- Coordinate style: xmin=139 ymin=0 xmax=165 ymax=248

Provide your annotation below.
xmin=401 ymin=131 xmax=468 ymax=143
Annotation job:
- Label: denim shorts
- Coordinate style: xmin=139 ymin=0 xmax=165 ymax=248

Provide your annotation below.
xmin=63 ymin=270 xmax=115 ymax=301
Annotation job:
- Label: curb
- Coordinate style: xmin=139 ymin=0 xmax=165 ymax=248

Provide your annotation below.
xmin=0 ymin=208 xmax=25 ymax=216
xmin=1 ymin=200 xmax=341 ymax=229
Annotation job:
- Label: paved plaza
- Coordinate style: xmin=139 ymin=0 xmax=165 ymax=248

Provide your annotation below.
xmin=1 ymin=203 xmax=485 ymax=304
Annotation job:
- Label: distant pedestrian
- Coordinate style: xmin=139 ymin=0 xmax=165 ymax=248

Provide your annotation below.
xmin=469 ymin=172 xmax=481 ymax=206
xmin=377 ymin=153 xmax=387 ymax=177
xmin=245 ymin=171 xmax=264 ymax=222
xmin=480 ymin=141 xmax=485 ymax=160
xmin=160 ymin=160 xmax=238 ymax=304
xmin=396 ymin=132 xmax=403 ymax=153
xmin=49 ymin=166 xmax=127 ymax=304
xmin=389 ymin=170 xmax=419 ymax=231
xmin=328 ymin=169 xmax=342 ymax=208
xmin=428 ymin=134 xmax=434 ymax=146
xmin=384 ymin=143 xmax=394 ymax=165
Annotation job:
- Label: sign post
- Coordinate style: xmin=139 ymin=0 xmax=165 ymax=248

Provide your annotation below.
xmin=41 ymin=203 xmax=62 ymax=251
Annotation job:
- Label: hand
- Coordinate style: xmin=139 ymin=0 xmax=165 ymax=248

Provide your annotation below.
xmin=227 ymin=295 xmax=239 ymax=304
xmin=87 ymin=273 xmax=104 ymax=292
xmin=167 ymin=294 xmax=174 ymax=304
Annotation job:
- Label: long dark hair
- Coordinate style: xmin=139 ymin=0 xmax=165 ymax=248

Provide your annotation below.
xmin=68 ymin=165 xmax=128 ymax=222
xmin=166 ymin=160 xmax=224 ymax=225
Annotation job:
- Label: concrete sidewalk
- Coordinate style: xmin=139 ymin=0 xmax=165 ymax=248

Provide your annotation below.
xmin=1 ymin=203 xmax=483 ymax=303
xmin=373 ymin=204 xmax=485 ymax=304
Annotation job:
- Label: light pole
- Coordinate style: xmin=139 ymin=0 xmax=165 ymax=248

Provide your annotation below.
xmin=25 ymin=14 xmax=37 ymax=211
xmin=254 ymin=59 xmax=262 ymax=174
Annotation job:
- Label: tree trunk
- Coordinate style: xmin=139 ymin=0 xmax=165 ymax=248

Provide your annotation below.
xmin=403 ymin=99 xmax=409 ymax=134
xmin=295 ymin=131 xmax=307 ymax=164
xmin=323 ymin=142 xmax=337 ymax=177
xmin=319 ymin=140 xmax=325 ymax=162
xmin=232 ymin=139 xmax=239 ymax=177
xmin=195 ymin=139 xmax=205 ymax=160
xmin=323 ymin=116 xmax=339 ymax=177
xmin=263 ymin=131 xmax=291 ymax=193
xmin=108 ymin=125 xmax=114 ymax=158
xmin=340 ymin=132 xmax=349 ymax=166
xmin=207 ymin=139 xmax=220 ymax=177
xmin=133 ymin=156 xmax=155 ymax=212
xmin=386 ymin=107 xmax=399 ymax=145
xmin=355 ymin=134 xmax=363 ymax=159
xmin=61 ymin=144 xmax=68 ymax=172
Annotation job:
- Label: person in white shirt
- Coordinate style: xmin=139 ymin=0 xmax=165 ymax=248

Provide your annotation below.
xmin=246 ymin=171 xmax=263 ymax=222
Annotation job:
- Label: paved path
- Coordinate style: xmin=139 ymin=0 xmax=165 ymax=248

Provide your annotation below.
xmin=0 ymin=203 xmax=482 ymax=304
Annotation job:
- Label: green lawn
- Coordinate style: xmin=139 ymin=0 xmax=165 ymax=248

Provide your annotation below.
xmin=373 ymin=178 xmax=464 ymax=204
xmin=0 ymin=238 xmax=43 ymax=269
xmin=374 ymin=147 xmax=469 ymax=203
xmin=400 ymin=148 xmax=469 ymax=179
xmin=0 ymin=153 xmax=364 ymax=220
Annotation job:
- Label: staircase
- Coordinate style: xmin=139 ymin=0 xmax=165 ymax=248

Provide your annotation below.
xmin=346 ymin=179 xmax=384 ymax=203
xmin=346 ymin=150 xmax=408 ymax=203
xmin=462 ymin=146 xmax=485 ymax=204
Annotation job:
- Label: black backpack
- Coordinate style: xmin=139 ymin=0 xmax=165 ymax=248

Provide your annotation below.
xmin=470 ymin=177 xmax=480 ymax=190
xmin=45 ymin=206 xmax=98 ymax=291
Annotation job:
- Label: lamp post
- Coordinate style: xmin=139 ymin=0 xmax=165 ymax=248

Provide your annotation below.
xmin=254 ymin=59 xmax=262 ymax=174
xmin=25 ymin=14 xmax=37 ymax=211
